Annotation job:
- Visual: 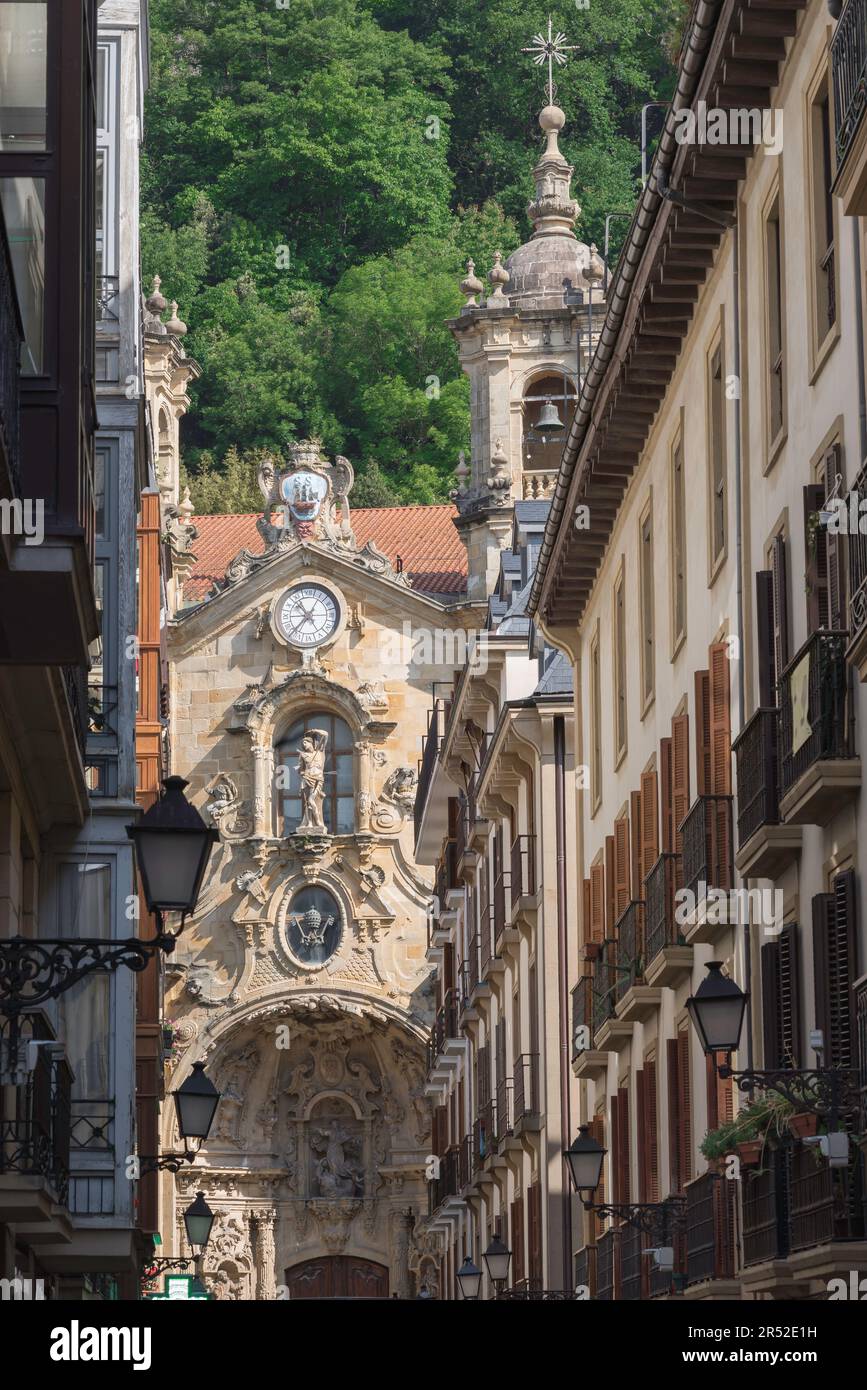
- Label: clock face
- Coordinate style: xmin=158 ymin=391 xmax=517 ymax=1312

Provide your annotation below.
xmin=276 ymin=584 xmax=340 ymax=648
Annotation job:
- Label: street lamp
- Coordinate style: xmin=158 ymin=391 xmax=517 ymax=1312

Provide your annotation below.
xmin=127 ymin=776 xmax=218 ymax=925
xmin=564 ymin=1126 xmax=685 ymax=1240
xmin=686 ymin=961 xmax=861 ymax=1136
xmin=456 ymin=1254 xmax=482 ymax=1301
xmin=482 ymin=1232 xmax=512 ymax=1288
xmin=686 ymin=960 xmax=749 ymax=1054
xmin=0 ymin=775 xmax=218 ymax=1023
xmin=174 ymin=1060 xmax=221 ymax=1145
xmin=564 ymin=1124 xmax=606 ymax=1198
xmin=183 ymin=1192 xmax=215 ymax=1253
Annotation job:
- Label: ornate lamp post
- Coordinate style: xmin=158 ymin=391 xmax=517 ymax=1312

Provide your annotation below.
xmin=686 ymin=961 xmax=861 ymax=1153
xmin=564 ymin=1125 xmax=685 ymax=1240
xmin=483 ymin=1231 xmax=512 ymax=1293
xmin=456 ymin=1253 xmax=483 ymax=1301
xmin=135 ymin=1060 xmax=222 ymax=1174
xmin=0 ymin=777 xmax=217 ymax=1028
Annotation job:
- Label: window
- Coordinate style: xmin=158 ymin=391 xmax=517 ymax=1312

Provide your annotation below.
xmin=757 ymin=529 xmax=789 ymax=705
xmin=0 ymin=3 xmax=48 ymax=152
xmin=590 ymin=628 xmax=602 ymax=810
xmin=522 ymin=373 xmax=578 ymax=475
xmin=810 ymin=80 xmax=836 ymax=345
xmin=56 ymin=861 xmax=111 ymax=1101
xmin=613 ymin=564 xmax=627 ymax=763
xmin=805 ymin=442 xmax=846 ymax=634
xmin=765 ymin=197 xmax=785 ymax=446
xmin=276 ymin=712 xmax=354 ymax=834
xmin=708 ymin=342 xmax=726 ymax=568
xmin=640 ymin=503 xmax=654 ymax=708
xmin=0 ymin=175 xmax=45 ymax=372
xmin=671 ymin=433 xmax=686 ymax=650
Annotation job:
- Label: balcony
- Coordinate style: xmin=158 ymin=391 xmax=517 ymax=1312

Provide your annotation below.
xmin=426 ymin=990 xmax=462 ymax=1081
xmin=679 ymin=795 xmax=734 ymax=942
xmin=596 ymin=1229 xmax=617 ymax=1300
xmin=778 ymin=630 xmax=860 ymax=826
xmin=414 ymin=701 xmax=443 ymax=844
xmin=512 ymin=1053 xmax=540 ymax=1132
xmin=509 ymin=834 xmax=536 ymax=910
xmin=496 ymin=1075 xmax=514 ymax=1151
xmin=832 ymin=0 xmax=867 ymax=216
xmin=732 ymin=708 xmax=801 ymax=878
xmin=619 ymin=1224 xmax=645 ymax=1301
xmin=643 ymin=852 xmax=692 ymax=987
xmin=493 ymin=870 xmax=518 ymax=956
xmin=479 ymin=904 xmax=503 ymax=981
xmin=574 ymin=1244 xmax=596 ymax=1298
xmin=684 ymin=1172 xmax=738 ymax=1296
xmin=0 ymin=1014 xmax=73 ymax=1231
xmin=613 ymin=901 xmax=660 ymax=1023
xmin=848 ymin=460 xmax=867 ymax=679
xmin=435 ymin=840 xmax=459 ymax=909
xmin=428 ymin=1146 xmax=461 ymax=1215
xmin=465 ymin=933 xmax=483 ymax=1002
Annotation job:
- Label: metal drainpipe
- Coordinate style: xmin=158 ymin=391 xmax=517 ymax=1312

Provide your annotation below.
xmin=553 ymin=714 xmax=571 ymax=1288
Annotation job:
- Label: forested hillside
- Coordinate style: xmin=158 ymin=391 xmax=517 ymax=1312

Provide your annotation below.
xmin=142 ymin=0 xmax=686 ymax=507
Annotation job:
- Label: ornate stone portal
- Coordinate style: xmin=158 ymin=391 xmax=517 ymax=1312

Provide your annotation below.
xmin=161 ymin=444 xmax=463 ymax=1297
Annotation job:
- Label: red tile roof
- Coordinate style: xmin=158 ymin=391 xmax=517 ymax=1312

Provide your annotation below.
xmin=183 ymin=505 xmax=467 ymax=603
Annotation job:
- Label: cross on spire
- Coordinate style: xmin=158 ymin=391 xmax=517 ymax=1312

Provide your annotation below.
xmin=521 ymin=16 xmax=578 ymax=106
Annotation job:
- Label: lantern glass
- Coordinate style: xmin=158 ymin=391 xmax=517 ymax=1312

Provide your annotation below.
xmin=174 ymin=1061 xmax=220 ymax=1143
xmin=128 ymin=777 xmax=218 ymax=916
xmin=456 ymin=1255 xmax=482 ymax=1300
xmin=183 ymin=1192 xmax=214 ymax=1250
xmin=687 ymin=962 xmax=748 ymax=1054
xmin=482 ymin=1234 xmax=512 ymax=1284
xmin=564 ymin=1125 xmax=606 ymax=1194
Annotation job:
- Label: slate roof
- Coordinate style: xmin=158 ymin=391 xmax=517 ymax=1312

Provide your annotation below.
xmin=182 ymin=505 xmax=468 ymax=603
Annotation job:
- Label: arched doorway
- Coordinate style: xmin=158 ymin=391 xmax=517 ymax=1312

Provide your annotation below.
xmin=285 ymin=1256 xmax=389 ymax=1299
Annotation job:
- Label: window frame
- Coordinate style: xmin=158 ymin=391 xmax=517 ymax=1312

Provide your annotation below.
xmin=275 ymin=711 xmax=356 ymax=836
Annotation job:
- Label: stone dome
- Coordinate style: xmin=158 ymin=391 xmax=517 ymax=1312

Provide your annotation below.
xmin=505 ymin=233 xmax=591 ymax=310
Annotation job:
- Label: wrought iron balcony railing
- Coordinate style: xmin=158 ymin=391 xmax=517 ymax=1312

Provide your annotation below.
xmin=496 ymin=1076 xmax=514 ymax=1150
xmin=742 ymin=1141 xmax=866 ymax=1266
xmin=849 ymin=461 xmax=867 ymax=649
xmin=574 ymin=1244 xmax=596 ymax=1297
xmin=832 ymin=0 xmax=867 ymax=173
xmin=615 ymin=901 xmax=644 ymax=1002
xmin=619 ymin=1223 xmax=644 ymax=1301
xmin=592 ymin=953 xmax=618 ymax=1036
xmin=455 ymin=793 xmax=470 ymax=865
xmin=62 ymin=664 xmax=89 ymax=764
xmin=510 ymin=833 xmax=536 ymax=901
xmin=493 ymin=872 xmax=508 ymax=951
xmin=572 ymin=976 xmax=592 ymax=1060
xmin=685 ymin=1171 xmax=736 ymax=1286
xmin=96 ymin=274 xmax=120 ymax=324
xmin=513 ymin=1053 xmax=539 ymax=1123
xmin=596 ymin=1228 xmax=617 ymax=1301
xmin=644 ymin=852 xmax=682 ymax=968
xmin=680 ymin=794 xmax=734 ymax=907
xmin=435 ymin=840 xmax=459 ymax=906
xmin=415 ymin=700 xmax=444 ymax=841
xmin=466 ymin=933 xmax=481 ymax=998
xmin=778 ymin=630 xmax=852 ymax=796
xmin=0 ymin=1014 xmax=72 ymax=1206
xmin=479 ymin=904 xmax=498 ymax=977
xmin=428 ymin=990 xmax=460 ymax=1069
xmin=732 ymin=707 xmax=780 ymax=848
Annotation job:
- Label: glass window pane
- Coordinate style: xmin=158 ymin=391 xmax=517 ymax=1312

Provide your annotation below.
xmin=0 ymin=3 xmax=47 ymax=151
xmin=334 ymin=753 xmax=353 ymax=793
xmin=0 ymin=176 xmax=45 ymax=373
xmin=94 ymin=448 xmax=107 ymax=537
xmin=95 ymin=151 xmax=104 ymax=282
xmin=56 ymin=862 xmax=111 ymax=1101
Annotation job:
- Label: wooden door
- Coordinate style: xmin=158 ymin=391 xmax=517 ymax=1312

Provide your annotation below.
xmin=285 ymin=1257 xmax=389 ymax=1298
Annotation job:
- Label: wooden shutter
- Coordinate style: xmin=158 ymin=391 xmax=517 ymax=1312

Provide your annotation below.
xmin=443 ymin=941 xmax=455 ymax=993
xmin=676 ymin=1025 xmax=692 ymax=1191
xmin=511 ymin=1195 xmax=525 ymax=1285
xmin=709 ymin=642 xmax=732 ymax=795
xmin=630 ymin=790 xmax=642 ymax=903
xmin=589 ymin=862 xmax=605 ymax=943
xmin=761 ymin=923 xmax=801 ymax=1069
xmin=804 ymin=483 xmax=830 ymax=633
xmin=771 ymin=532 xmax=790 ymax=682
xmin=640 ymin=769 xmax=659 ymax=885
xmin=824 ymin=444 xmax=845 ymax=631
xmin=591 ymin=1113 xmax=606 ymax=1240
xmin=605 ymin=835 xmax=616 ymax=936
xmin=756 ymin=568 xmax=776 ymax=706
xmin=637 ymin=1069 xmax=647 ymax=1200
xmin=671 ymin=714 xmax=690 ymax=858
xmin=659 ymin=737 xmax=673 ymax=854
xmin=666 ymin=1038 xmax=681 ymax=1193
xmin=694 ymin=669 xmax=712 ymax=795
xmin=614 ymin=1086 xmax=630 ymax=1205
xmin=527 ymin=1182 xmax=543 ymax=1284
xmin=644 ymin=1056 xmax=659 ymax=1202
xmin=614 ymin=816 xmax=631 ymax=917
xmin=582 ymin=877 xmax=591 ymax=949
xmin=705 ymin=1053 xmax=734 ymax=1133
xmin=813 ymin=871 xmax=858 ymax=1069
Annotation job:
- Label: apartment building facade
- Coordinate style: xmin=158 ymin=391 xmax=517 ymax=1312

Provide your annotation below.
xmin=529 ymin=0 xmax=867 ymax=1300
xmin=0 ymin=0 xmax=155 ymax=1297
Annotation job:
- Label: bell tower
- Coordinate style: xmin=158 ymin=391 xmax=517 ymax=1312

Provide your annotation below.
xmin=448 ymin=24 xmax=605 ymax=601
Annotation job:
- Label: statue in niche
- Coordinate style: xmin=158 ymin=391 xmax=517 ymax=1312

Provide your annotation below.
xmin=310 ymin=1113 xmax=364 ymax=1199
xmin=296 ymin=729 xmax=328 ymax=831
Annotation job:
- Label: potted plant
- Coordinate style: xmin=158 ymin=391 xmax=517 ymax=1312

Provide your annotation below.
xmin=700 ymin=1092 xmax=795 ymax=1171
xmin=787 ymin=1111 xmax=819 ymax=1140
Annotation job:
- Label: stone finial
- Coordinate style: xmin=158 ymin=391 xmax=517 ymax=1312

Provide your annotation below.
xmin=146 ymin=274 xmax=167 ymax=315
xmin=165 ymin=300 xmax=188 ymax=336
xmin=527 ymin=102 xmax=580 ymax=239
xmin=487 ymin=251 xmax=510 ymax=305
xmin=586 ymin=242 xmax=605 ymax=287
xmin=454 ymin=450 xmax=469 ymax=495
xmin=460 ymin=258 xmax=484 ymax=307
xmin=178 ymin=485 xmax=194 ymax=520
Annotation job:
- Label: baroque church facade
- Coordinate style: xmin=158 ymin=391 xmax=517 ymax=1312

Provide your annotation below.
xmin=150 ymin=87 xmax=598 ymax=1298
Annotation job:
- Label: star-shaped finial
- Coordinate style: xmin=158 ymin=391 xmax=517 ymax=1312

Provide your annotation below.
xmin=522 ymin=16 xmax=579 ymax=106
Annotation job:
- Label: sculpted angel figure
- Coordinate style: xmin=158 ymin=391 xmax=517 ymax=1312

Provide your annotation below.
xmin=296 ymin=728 xmax=329 ymax=831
